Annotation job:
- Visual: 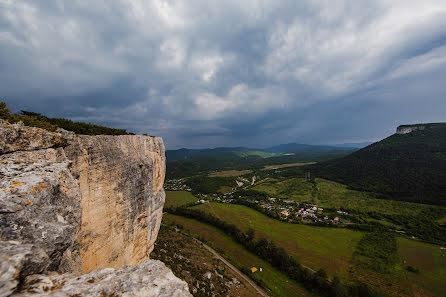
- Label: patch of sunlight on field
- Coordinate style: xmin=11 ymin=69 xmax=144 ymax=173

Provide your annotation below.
xmin=209 ymin=169 xmax=253 ymax=177
xmin=252 ymin=178 xmax=313 ymax=202
xmin=165 ymin=191 xmax=198 ymax=207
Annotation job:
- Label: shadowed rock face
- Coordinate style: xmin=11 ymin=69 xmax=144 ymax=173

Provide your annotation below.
xmin=0 ymin=120 xmax=190 ymax=296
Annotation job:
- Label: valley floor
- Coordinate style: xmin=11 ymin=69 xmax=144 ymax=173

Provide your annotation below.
xmin=164 ymin=190 xmax=446 ymax=297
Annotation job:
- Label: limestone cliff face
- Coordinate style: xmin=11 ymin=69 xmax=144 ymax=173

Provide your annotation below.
xmin=0 ymin=120 xmax=190 ymax=296
xmin=396 ymin=124 xmax=426 ymax=134
xmin=65 ymin=135 xmax=165 ymax=273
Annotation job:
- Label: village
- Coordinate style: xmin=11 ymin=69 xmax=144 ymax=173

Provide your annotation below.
xmin=165 ymin=178 xmax=347 ymax=225
xmin=164 ymin=178 xmax=192 ymax=192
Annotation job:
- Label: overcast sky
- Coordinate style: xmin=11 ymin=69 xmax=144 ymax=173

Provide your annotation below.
xmin=1 ymin=0 xmax=446 ymax=149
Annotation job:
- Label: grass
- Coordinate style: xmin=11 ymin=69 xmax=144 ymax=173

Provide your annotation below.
xmin=254 ymin=177 xmax=437 ymax=216
xmin=163 ymin=213 xmax=313 ymax=297
xmin=261 ymin=162 xmax=316 ymax=171
xmin=165 ymin=191 xmax=198 ymax=207
xmin=191 ymin=202 xmax=446 ymax=297
xmin=194 ymin=202 xmax=362 ymax=279
xmin=316 ymin=178 xmax=437 ymax=216
xmin=397 ymin=237 xmax=446 ymax=297
xmin=436 ymin=216 xmax=446 ymax=224
xmin=252 ymin=178 xmax=314 ymax=202
xmin=209 ymin=169 xmax=253 ymax=177
xmin=233 ymin=150 xmax=272 ymax=158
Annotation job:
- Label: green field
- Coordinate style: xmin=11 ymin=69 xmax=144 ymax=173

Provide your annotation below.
xmin=194 ymin=202 xmax=362 ymax=278
xmin=253 ymin=177 xmax=437 ymax=216
xmin=398 ymin=237 xmax=446 ymax=297
xmin=209 ymin=169 xmax=253 ymax=177
xmin=163 ymin=213 xmax=313 ymax=297
xmin=316 ymin=178 xmax=436 ymax=216
xmin=436 ymin=216 xmax=446 ymax=224
xmin=165 ymin=191 xmax=198 ymax=207
xmin=252 ymin=178 xmax=314 ymax=202
xmin=192 ymin=202 xmax=446 ymax=297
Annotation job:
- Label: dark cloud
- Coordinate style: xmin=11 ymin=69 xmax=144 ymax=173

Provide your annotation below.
xmin=1 ymin=0 xmax=445 ymax=149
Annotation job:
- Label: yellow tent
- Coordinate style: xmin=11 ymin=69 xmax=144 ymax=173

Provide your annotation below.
xmin=251 ymin=267 xmax=258 ymax=273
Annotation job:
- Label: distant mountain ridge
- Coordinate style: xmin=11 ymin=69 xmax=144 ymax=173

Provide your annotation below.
xmin=166 ymin=143 xmax=357 ymax=178
xmin=166 ymin=143 xmax=357 ymax=161
xmin=308 ymin=122 xmax=446 ymax=205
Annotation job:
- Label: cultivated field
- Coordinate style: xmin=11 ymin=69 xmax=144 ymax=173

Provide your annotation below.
xmin=209 ymin=169 xmax=253 ymax=177
xmin=163 ymin=213 xmax=313 ymax=297
xmin=261 ymin=162 xmax=316 ymax=171
xmin=194 ymin=202 xmax=361 ymax=278
xmin=192 ymin=202 xmax=446 ymax=297
xmin=253 ymin=177 xmax=436 ymax=216
xmin=398 ymin=237 xmax=446 ymax=296
xmin=251 ymin=178 xmax=314 ymax=202
xmin=165 ymin=190 xmax=198 ymax=207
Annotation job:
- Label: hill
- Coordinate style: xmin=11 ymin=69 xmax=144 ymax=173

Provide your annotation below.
xmin=262 ymin=142 xmax=357 ymax=154
xmin=308 ymin=123 xmax=446 ymax=205
xmin=166 ymin=145 xmax=356 ymax=178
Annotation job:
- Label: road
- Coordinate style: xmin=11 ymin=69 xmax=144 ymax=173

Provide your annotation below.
xmin=191 ymin=237 xmax=271 ymax=297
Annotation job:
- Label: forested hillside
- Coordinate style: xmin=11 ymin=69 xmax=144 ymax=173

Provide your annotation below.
xmin=308 ymin=123 xmax=446 ymax=205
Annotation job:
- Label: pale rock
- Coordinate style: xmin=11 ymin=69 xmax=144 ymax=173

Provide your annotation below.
xmin=15 ymin=260 xmax=191 ymax=297
xmin=0 ymin=121 xmax=190 ymax=297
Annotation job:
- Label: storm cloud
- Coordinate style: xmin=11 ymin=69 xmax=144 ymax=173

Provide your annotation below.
xmin=1 ymin=0 xmax=446 ymax=148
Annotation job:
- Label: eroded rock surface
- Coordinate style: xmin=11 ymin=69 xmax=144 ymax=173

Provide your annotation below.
xmin=0 ymin=120 xmax=71 ymax=154
xmin=0 ymin=121 xmax=189 ymax=296
xmin=65 ymin=134 xmax=166 ymax=273
xmin=14 ymin=260 xmax=191 ymax=297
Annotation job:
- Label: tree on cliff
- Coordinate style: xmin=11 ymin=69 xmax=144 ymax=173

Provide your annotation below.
xmin=0 ymin=102 xmax=10 ymax=118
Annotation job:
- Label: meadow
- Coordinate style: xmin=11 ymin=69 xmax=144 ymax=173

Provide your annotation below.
xmin=252 ymin=177 xmax=314 ymax=202
xmin=315 ymin=178 xmax=436 ymax=216
xmin=191 ymin=202 xmax=446 ymax=297
xmin=194 ymin=202 xmax=361 ymax=278
xmin=398 ymin=237 xmax=446 ymax=297
xmin=209 ymin=169 xmax=253 ymax=177
xmin=165 ymin=190 xmax=198 ymax=207
xmin=253 ymin=176 xmax=437 ymax=216
xmin=165 ymin=178 xmax=446 ymax=296
xmin=163 ymin=213 xmax=313 ymax=297
xmin=261 ymin=162 xmax=316 ymax=171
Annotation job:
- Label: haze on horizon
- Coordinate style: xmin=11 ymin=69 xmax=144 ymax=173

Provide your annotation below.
xmin=1 ymin=0 xmax=446 ymax=149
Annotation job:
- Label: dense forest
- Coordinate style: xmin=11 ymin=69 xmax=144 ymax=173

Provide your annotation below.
xmin=0 ymin=102 xmax=128 ymax=135
xmin=308 ymin=124 xmax=446 ymax=206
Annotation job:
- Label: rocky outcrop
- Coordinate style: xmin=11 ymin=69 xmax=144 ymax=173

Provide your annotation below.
xmin=396 ymin=125 xmax=426 ymax=134
xmin=0 ymin=121 xmax=70 ymax=154
xmin=0 ymin=120 xmax=190 ymax=296
xmin=65 ymin=135 xmax=165 ymax=273
xmin=15 ymin=260 xmax=190 ymax=297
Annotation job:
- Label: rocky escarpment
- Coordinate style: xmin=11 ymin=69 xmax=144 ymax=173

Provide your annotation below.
xmin=65 ymin=134 xmax=165 ymax=273
xmin=396 ymin=124 xmax=426 ymax=134
xmin=0 ymin=120 xmax=190 ymax=296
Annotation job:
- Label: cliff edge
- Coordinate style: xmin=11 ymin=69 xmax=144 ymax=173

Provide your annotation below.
xmin=0 ymin=120 xmax=191 ymax=296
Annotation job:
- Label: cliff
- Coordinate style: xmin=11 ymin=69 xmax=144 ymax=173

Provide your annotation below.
xmin=0 ymin=120 xmax=191 ymax=296
xmin=396 ymin=124 xmax=426 ymax=134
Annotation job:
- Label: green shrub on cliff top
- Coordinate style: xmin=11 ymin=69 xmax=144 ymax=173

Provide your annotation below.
xmin=0 ymin=102 xmax=128 ymax=135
